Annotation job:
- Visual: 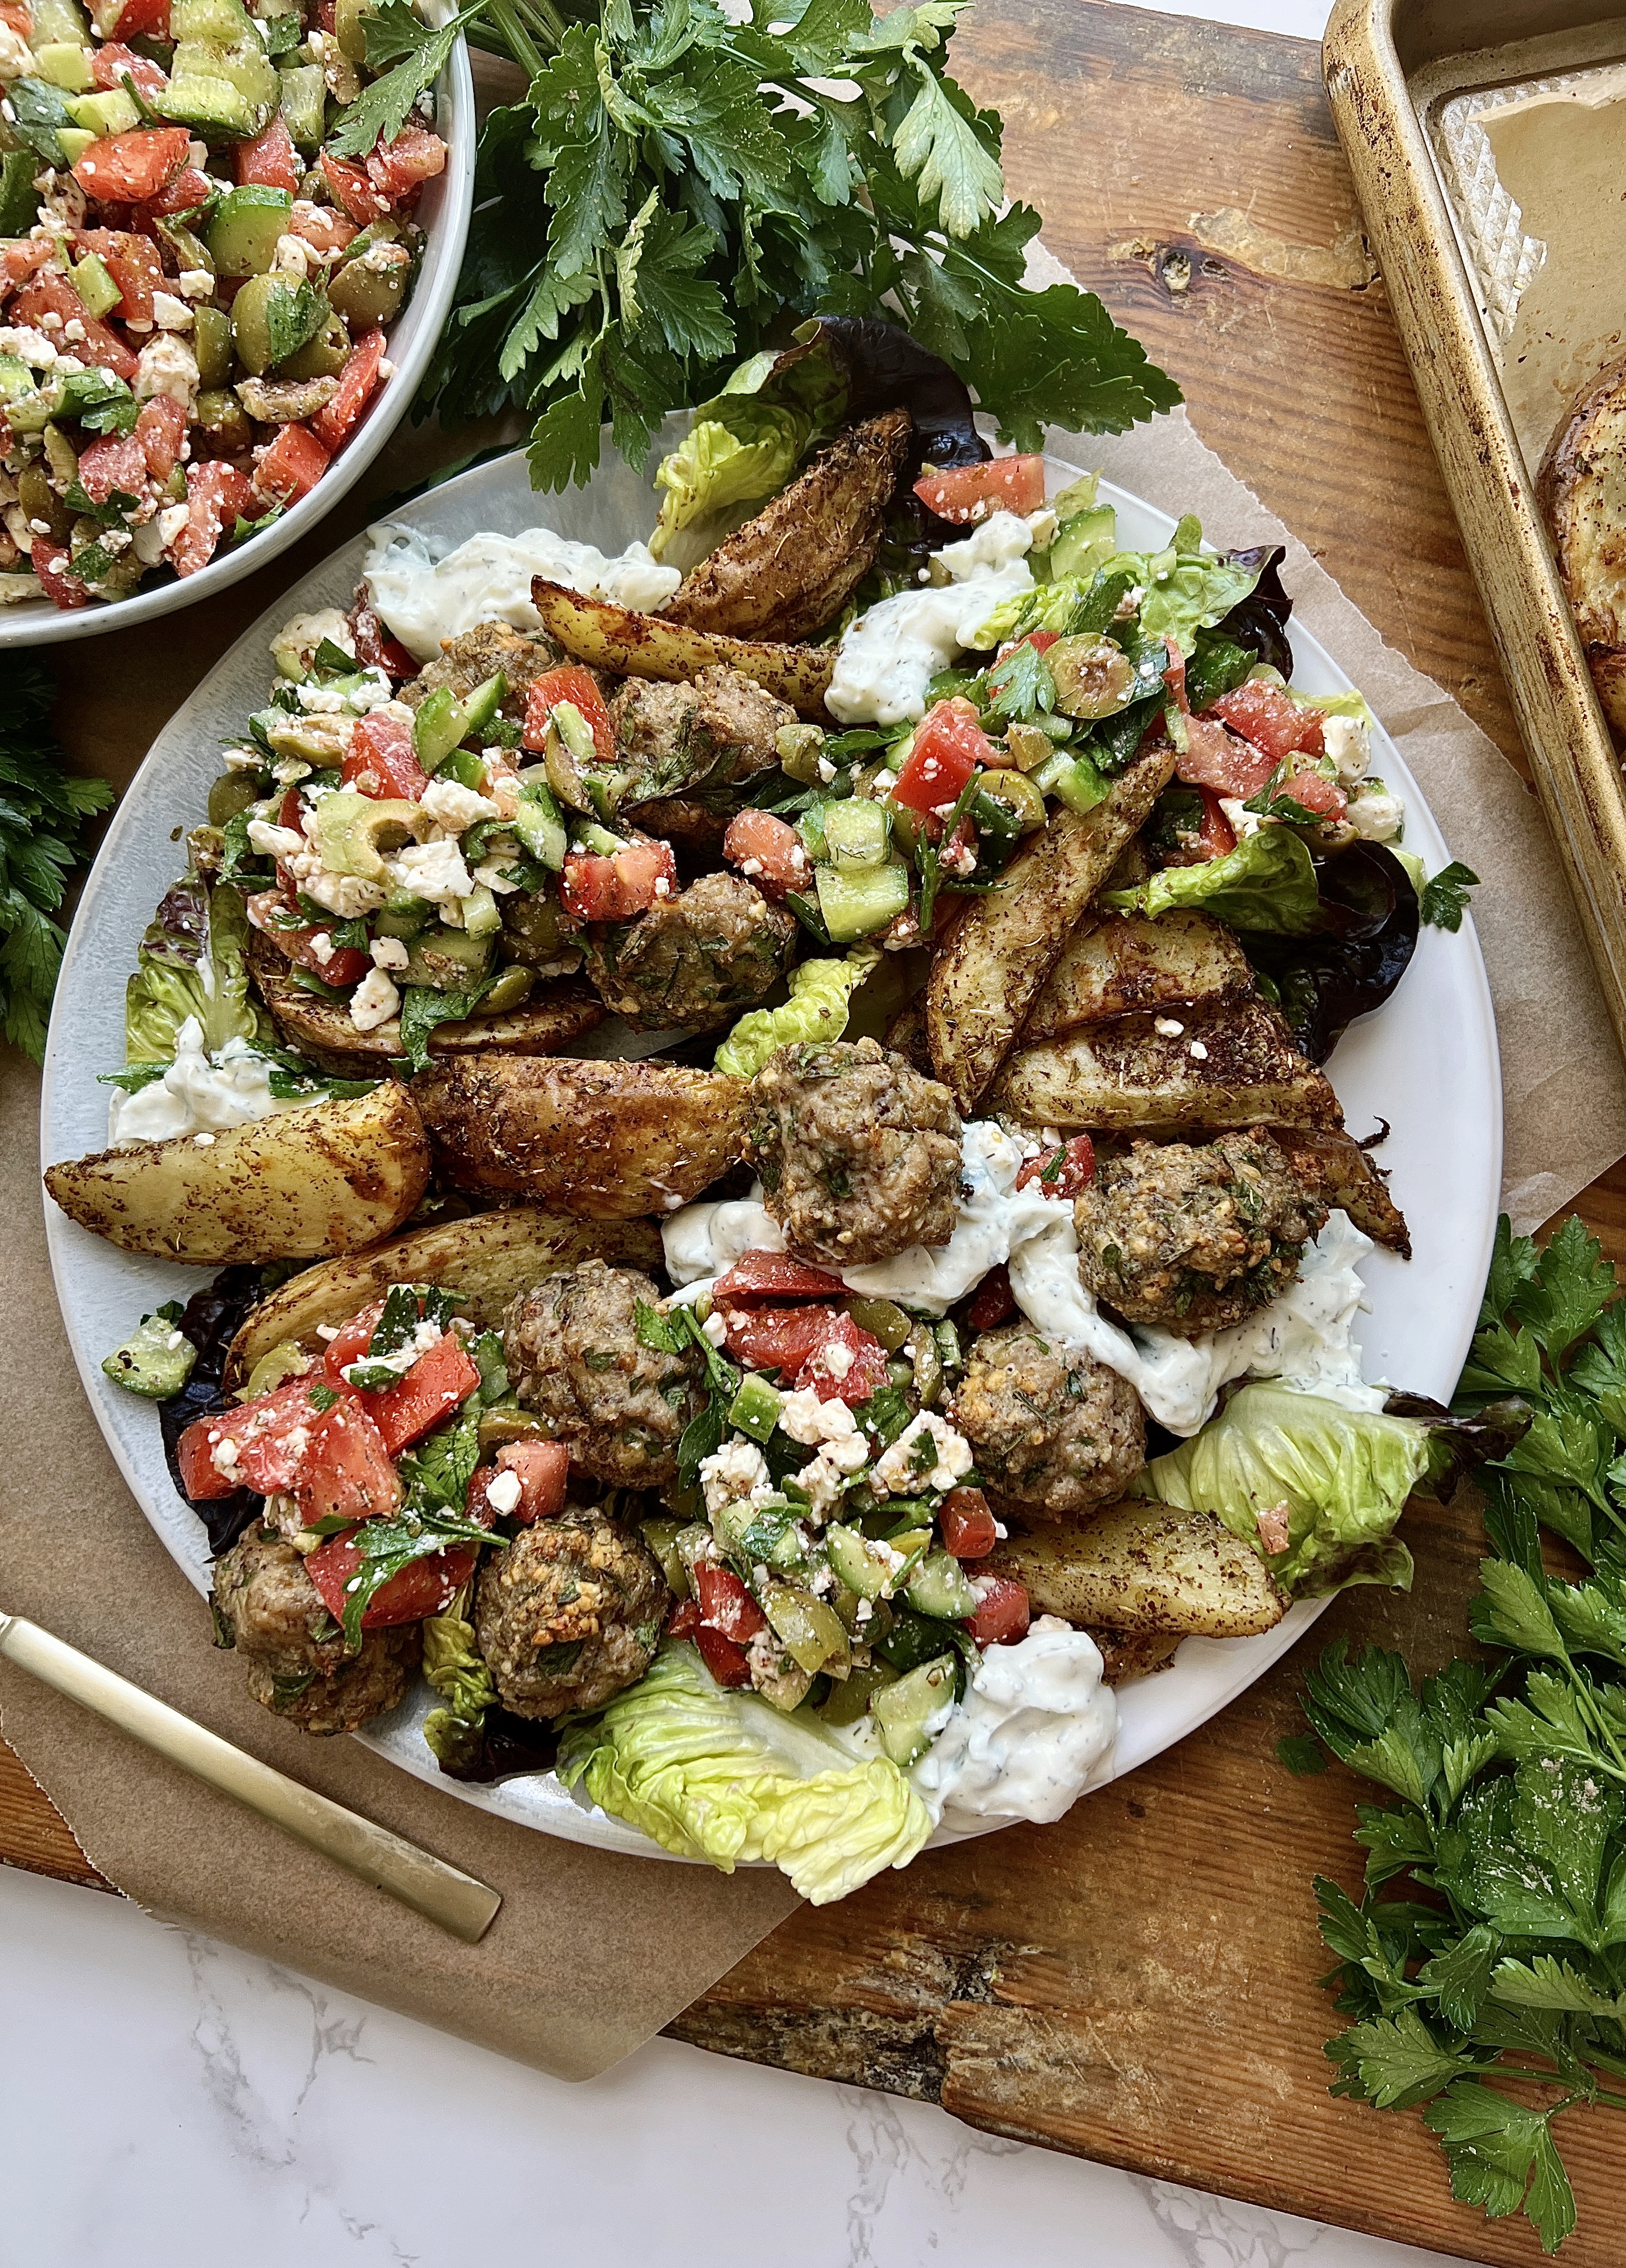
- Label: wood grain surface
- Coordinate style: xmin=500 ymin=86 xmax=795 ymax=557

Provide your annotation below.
xmin=9 ymin=1 xmax=1626 ymax=2259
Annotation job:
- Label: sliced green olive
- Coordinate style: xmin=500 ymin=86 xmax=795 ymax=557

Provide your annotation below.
xmin=278 ymin=315 xmax=349 ymax=380
xmin=229 ymin=271 xmax=284 ymax=377
xmin=207 ymin=770 xmax=262 ymax=826
xmin=980 ymin=766 xmax=1048 ymax=832
xmin=844 ymin=1295 xmax=913 ymax=1353
xmin=326 ymin=245 xmax=409 ymax=331
xmin=1046 ymin=633 xmax=1139 ymax=721
xmin=18 ymin=461 xmax=71 ymax=542
xmin=471 ymin=961 xmax=535 ymax=1017
xmin=193 ymin=301 xmax=235 ymax=390
xmin=194 ymin=388 xmax=254 ymax=455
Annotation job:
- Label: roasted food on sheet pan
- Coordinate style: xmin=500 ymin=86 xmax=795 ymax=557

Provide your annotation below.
xmin=986 ymin=1504 xmax=1288 ymax=1639
xmin=1540 ymin=353 xmax=1626 ymax=741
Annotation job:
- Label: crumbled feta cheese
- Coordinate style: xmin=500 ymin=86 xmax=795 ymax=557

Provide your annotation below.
xmin=133 ymin=332 xmax=199 ymax=408
xmin=307 ymin=930 xmax=335 ymax=965
xmin=387 ymin=837 xmax=473 ymax=905
xmin=485 ymin=1468 xmax=522 ymax=1515
xmin=1321 ymin=711 xmax=1371 ymax=783
xmin=246 ymin=819 xmax=303 ymax=862
xmin=471 ymin=860 xmax=522 ymax=895
xmin=151 ymin=291 xmax=193 ymax=331
xmin=701 ymin=1311 xmax=729 ymax=1347
xmin=348 ymin=965 xmax=400 ymax=1031
xmin=699 ymin=1436 xmax=772 ymax=1515
xmin=176 ymin=268 xmax=214 ymax=300
xmin=272 ymin=233 xmax=312 ymax=279
xmin=1346 ymin=782 xmax=1404 ymax=843
xmin=285 ymin=850 xmax=386 ymax=918
xmin=871 ymin=1411 xmax=973 ymax=1496
xmin=369 ymin=933 xmax=410 ymax=971
xmin=778 ymin=1390 xmax=860 ymax=1447
xmin=419 ymin=777 xmax=498 ymax=833
xmin=157 ymin=500 xmax=192 ymax=550
xmin=0 ymin=22 xmax=33 ymax=76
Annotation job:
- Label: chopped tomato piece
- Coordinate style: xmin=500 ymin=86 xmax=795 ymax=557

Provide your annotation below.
xmin=1207 ymin=680 xmax=1323 ymax=762
xmin=91 ymin=40 xmax=167 ymax=97
xmin=1174 ymin=715 xmax=1277 ymax=799
xmin=74 ymin=429 xmax=147 ymax=506
xmin=791 ymin=1310 xmax=890 ymax=1406
xmin=1015 ymin=1134 xmax=1095 ymax=1199
xmin=914 ymin=454 xmax=1046 ymax=524
xmin=939 ymin=1486 xmax=998 ymax=1559
xmin=714 ymin=1249 xmax=845 ymax=1305
xmin=494 ymin=1438 xmax=570 ymax=1523
xmin=995 ymin=628 xmax=1060 ymax=664
xmin=0 ymin=2 xmax=31 ymax=33
xmin=252 ymin=422 xmax=330 ymax=509
xmin=179 ymin=1377 xmax=332 ymax=1498
xmin=246 ymin=888 xmax=372 ymax=987
xmin=1192 ymin=786 xmax=1237 ymax=861
xmin=235 ymin=119 xmax=299 ymax=193
xmin=693 ymin=1623 xmax=753 ymax=1687
xmin=295 ymin=1395 xmax=401 ymax=1524
xmin=342 ymin=706 xmax=429 ymax=801
xmin=890 ymin=697 xmax=991 ymax=817
xmin=695 ymin=1562 xmax=769 ymax=1643
xmin=721 ymin=808 xmax=810 ymax=900
xmin=1278 ymin=765 xmax=1347 ymax=821
xmin=346 ymin=598 xmax=417 ymax=678
xmin=91 ymin=229 xmax=164 ymax=324
xmin=322 ymin=1300 xmax=384 ymax=1385
xmin=72 ymin=126 xmax=190 ymax=204
xmin=967 ymin=1574 xmax=1029 ymax=1648
xmin=353 ymin=1331 xmax=481 ymax=1457
xmin=313 ymin=327 xmax=384 ymax=453
xmin=720 ymin=1303 xmax=843 ymax=1377
xmin=174 ymin=460 xmax=253 ymax=577
xmin=522 ymin=664 xmax=615 ymax=763
xmin=30 ymin=540 xmax=91 ymax=610
xmin=176 ymin=1418 xmax=240 ymax=1500
xmin=321 ymin=151 xmax=390 ymax=224
xmin=12 ymin=270 xmax=137 ymax=381
xmin=305 ymin=1531 xmax=481 ymax=1630
xmin=0 ymin=239 xmax=48 ymax=297
xmin=560 ymin=836 xmax=677 ymax=923
xmin=142 ymin=163 xmax=213 ymax=216
xmin=290 ymin=202 xmax=358 ymax=256
xmin=1162 ymin=638 xmax=1188 ymax=713
xmin=91 ymin=0 xmax=170 ymax=36
xmin=134 ymin=393 xmax=185 ymax=480
xmin=365 ymin=124 xmax=446 ymax=197
xmin=668 ymin=1598 xmax=702 ymax=1638
xmin=965 ymin=1265 xmax=1014 ymax=1332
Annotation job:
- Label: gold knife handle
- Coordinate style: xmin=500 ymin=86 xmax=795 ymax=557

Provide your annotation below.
xmin=0 ymin=1612 xmax=501 ymax=1943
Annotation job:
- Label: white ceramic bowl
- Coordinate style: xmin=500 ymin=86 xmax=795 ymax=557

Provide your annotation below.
xmin=0 ymin=32 xmax=474 ymax=648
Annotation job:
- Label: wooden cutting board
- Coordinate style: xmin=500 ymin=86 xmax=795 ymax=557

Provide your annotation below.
xmin=10 ymin=2 xmax=1626 ymax=2258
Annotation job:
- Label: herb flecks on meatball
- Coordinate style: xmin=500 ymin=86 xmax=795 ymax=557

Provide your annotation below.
xmin=584 ymin=870 xmax=796 ymax=1031
xmin=211 ymin=1524 xmax=421 ymax=1735
xmin=949 ymin=1325 xmax=1144 ymax=1518
xmin=610 ymin=665 xmax=795 ymax=800
xmin=502 ymin=1260 xmax=703 ymax=1489
xmin=749 ymin=1037 xmax=962 ymax=1266
xmin=1073 ymin=1131 xmax=1329 ymax=1338
xmin=473 ymin=1513 xmax=669 ymax=1718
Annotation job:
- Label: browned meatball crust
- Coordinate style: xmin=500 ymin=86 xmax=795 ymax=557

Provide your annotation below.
xmin=211 ymin=1524 xmax=421 ymax=1734
xmin=609 ymin=664 xmax=795 ymax=798
xmin=749 ymin=1037 xmax=962 ymax=1266
xmin=400 ymin=621 xmax=567 ymax=720
xmin=1073 ymin=1131 xmax=1328 ymax=1337
xmin=583 ymin=870 xmax=796 ymax=1030
xmin=949 ymin=1325 xmax=1145 ymax=1518
xmin=473 ymin=1513 xmax=668 ymax=1717
xmin=502 ymin=1260 xmax=702 ymax=1488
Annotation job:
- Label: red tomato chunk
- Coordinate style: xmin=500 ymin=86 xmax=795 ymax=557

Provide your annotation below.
xmin=914 ymin=454 xmax=1046 ymax=524
xmin=890 ymin=697 xmax=991 ymax=817
xmin=1174 ymin=716 xmax=1277 ymax=800
xmin=174 ymin=461 xmax=253 ymax=578
xmin=313 ymin=327 xmax=384 ymax=453
xmin=791 ymin=1310 xmax=889 ymax=1406
xmin=253 ymin=422 xmax=331 ymax=509
xmin=176 ymin=1377 xmax=332 ymax=1500
xmin=1015 ymin=1134 xmax=1095 ymax=1199
xmin=721 ymin=808 xmax=809 ymax=899
xmin=964 ymin=1265 xmax=1014 ymax=1333
xmin=342 ymin=707 xmax=429 ymax=801
xmin=235 ymin=119 xmax=299 ymax=193
xmin=560 ymin=837 xmax=677 ymax=923
xmin=695 ymin=1562 xmax=768 ymax=1644
xmin=967 ymin=1574 xmax=1029 ymax=1648
xmin=496 ymin=1439 xmax=569 ymax=1523
xmin=305 ymin=1531 xmax=479 ymax=1631
xmin=713 ymin=1249 xmax=845 ymax=1305
xmin=939 ymin=1487 xmax=998 ymax=1559
xmin=523 ymin=665 xmax=615 ymax=763
xmin=72 ymin=125 xmax=190 ymax=203
xmin=295 ymin=1397 xmax=401 ymax=1524
xmin=353 ymin=1331 xmax=481 ymax=1457
xmin=721 ymin=1301 xmax=842 ymax=1377
xmin=1207 ymin=681 xmax=1323 ymax=762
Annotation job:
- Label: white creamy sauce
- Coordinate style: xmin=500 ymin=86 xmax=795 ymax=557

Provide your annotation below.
xmin=911 ymin=1618 xmax=1118 ymax=1832
xmin=108 ymin=1017 xmax=300 ymax=1145
xmin=824 ymin=510 xmax=1038 ymax=728
xmin=363 ymin=523 xmax=682 ymax=662
xmin=662 ymin=1120 xmax=1382 ymax=1436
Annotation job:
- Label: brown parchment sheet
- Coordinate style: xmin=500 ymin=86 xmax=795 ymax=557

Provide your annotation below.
xmin=8 ymin=356 xmax=1626 ymax=2085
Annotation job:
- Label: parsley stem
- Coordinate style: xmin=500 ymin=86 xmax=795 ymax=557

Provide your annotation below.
xmin=475 ymin=0 xmax=546 ymax=77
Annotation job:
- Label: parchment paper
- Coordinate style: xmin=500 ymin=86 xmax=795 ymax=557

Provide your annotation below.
xmin=8 ymin=314 xmax=1626 ymax=2081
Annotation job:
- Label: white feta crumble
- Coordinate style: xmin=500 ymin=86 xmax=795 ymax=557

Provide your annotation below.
xmin=419 ymin=777 xmax=498 ymax=833
xmin=778 ymin=1390 xmax=861 ymax=1447
xmin=245 ymin=819 xmax=304 ymax=862
xmin=871 ymin=1411 xmax=973 ymax=1496
xmin=133 ymin=332 xmax=199 ymax=408
xmin=485 ymin=1468 xmax=522 ymax=1515
xmin=151 ymin=291 xmax=193 ymax=331
xmin=699 ymin=1436 xmax=772 ymax=1515
xmin=387 ymin=836 xmax=474 ymax=904
xmin=369 ymin=933 xmax=410 ymax=971
xmin=348 ymin=965 xmax=400 ymax=1031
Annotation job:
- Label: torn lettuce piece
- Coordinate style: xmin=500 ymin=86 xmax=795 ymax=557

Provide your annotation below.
xmin=556 ymin=1642 xmax=933 ymax=1902
xmin=1132 ymin=1381 xmax=1430 ymax=1596
xmin=713 ymin=949 xmax=878 ymax=1079
xmin=124 ymin=869 xmax=273 ymax=1063
xmin=1101 ymin=824 xmax=1323 ymax=936
xmin=650 ymin=398 xmax=814 ymax=563
xmin=421 ymin=1610 xmax=500 ymax=1772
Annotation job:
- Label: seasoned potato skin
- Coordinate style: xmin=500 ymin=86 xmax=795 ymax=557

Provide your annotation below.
xmin=1022 ymin=908 xmax=1256 ymax=1046
xmin=531 ymin=578 xmax=835 ymax=719
xmin=44 ymin=1083 xmax=429 ymax=1262
xmin=987 ymin=1504 xmax=1287 ymax=1637
xmin=1540 ymin=352 xmax=1626 ymax=741
xmin=1268 ymin=1124 xmax=1410 ymax=1256
xmin=412 ymin=1054 xmax=753 ymax=1217
xmin=664 ymin=411 xmax=912 ymax=643
xmin=988 ymin=1001 xmax=1341 ymax=1133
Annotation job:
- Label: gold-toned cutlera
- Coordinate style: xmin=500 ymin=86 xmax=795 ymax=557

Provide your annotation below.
xmin=0 ymin=1610 xmax=501 ymax=1943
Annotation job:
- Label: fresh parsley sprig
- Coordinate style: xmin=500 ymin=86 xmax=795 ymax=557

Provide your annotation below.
xmin=1290 ymin=1214 xmax=1626 ymax=2253
xmin=0 ymin=658 xmax=114 ymax=1063
xmin=1420 ymin=861 xmax=1481 ymax=933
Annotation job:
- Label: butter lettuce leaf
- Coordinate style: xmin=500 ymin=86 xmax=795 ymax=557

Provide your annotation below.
xmin=556 ymin=1642 xmax=933 ymax=1902
xmin=714 ymin=949 xmax=878 ymax=1079
xmin=1101 ymin=825 xmax=1323 ymax=937
xmin=1132 ymin=1381 xmax=1429 ymax=1596
xmin=650 ymin=398 xmax=813 ymax=562
xmin=124 ymin=870 xmax=272 ymax=1063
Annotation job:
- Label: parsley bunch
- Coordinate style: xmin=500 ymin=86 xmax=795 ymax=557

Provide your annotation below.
xmin=0 ymin=658 xmax=113 ymax=1064
xmin=417 ymin=0 xmax=1180 ymax=485
xmin=1290 ymin=1216 xmax=1626 ymax=2253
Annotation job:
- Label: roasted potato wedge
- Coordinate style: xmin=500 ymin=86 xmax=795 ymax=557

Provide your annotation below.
xmin=1090 ymin=1627 xmax=1183 ymax=1685
xmin=531 ymin=579 xmax=835 ymax=720
xmin=664 ymin=412 xmax=911 ymax=644
xmin=1022 ymin=909 xmax=1256 ymax=1046
xmin=224 ymin=1205 xmax=663 ymax=1391
xmin=248 ymin=933 xmax=604 ymax=1078
xmin=1270 ymin=1124 xmax=1410 ymax=1256
xmin=924 ymin=743 xmax=1176 ymax=1113
xmin=413 ymin=1054 xmax=753 ymax=1217
xmin=990 ymin=1504 xmax=1287 ymax=1637
xmin=44 ymin=1083 xmax=429 ymax=1262
xmin=987 ymin=1000 xmax=1341 ymax=1132
xmin=1539 ymin=352 xmax=1626 ymax=741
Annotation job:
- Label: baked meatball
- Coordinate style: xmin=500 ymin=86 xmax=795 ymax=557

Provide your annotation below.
xmin=400 ymin=621 xmax=565 ymax=720
xmin=1074 ymin=1131 xmax=1328 ymax=1336
xmin=610 ymin=664 xmax=794 ymax=798
xmin=583 ymin=870 xmax=796 ymax=1030
xmin=949 ymin=1325 xmax=1145 ymax=1518
xmin=749 ymin=1037 xmax=962 ymax=1266
xmin=474 ymin=1512 xmax=668 ymax=1717
xmin=210 ymin=1524 xmax=421 ymax=1734
xmin=503 ymin=1260 xmax=703 ymax=1489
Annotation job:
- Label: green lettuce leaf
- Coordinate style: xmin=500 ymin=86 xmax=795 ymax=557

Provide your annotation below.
xmin=556 ymin=1642 xmax=934 ymax=1902
xmin=1132 ymin=1381 xmax=1430 ymax=1596
xmin=124 ymin=870 xmax=271 ymax=1062
xmin=1100 ymin=825 xmax=1323 ymax=936
xmin=713 ymin=949 xmax=878 ymax=1079
xmin=650 ymin=397 xmax=813 ymax=562
xmin=1132 ymin=538 xmax=1263 ymax=657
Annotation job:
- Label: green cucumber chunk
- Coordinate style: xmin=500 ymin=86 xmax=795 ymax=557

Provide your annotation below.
xmin=102 ymin=1311 xmax=197 ymax=1399
xmin=509 ymin=779 xmax=566 ymax=871
xmin=412 ymin=684 xmax=469 ymax=773
xmin=814 ymin=860 xmax=910 ymax=943
xmin=1049 ymin=503 xmax=1117 ymax=581
xmin=0 ymin=154 xmax=38 ymax=237
xmin=69 ymin=250 xmax=121 ymax=318
xmin=904 ymin=1549 xmax=977 ymax=1620
xmin=816 ymin=1659 xmax=899 ymax=1728
xmin=460 ymin=671 xmax=507 ymax=741
xmin=727 ymin=1370 xmax=783 ymax=1445
xmin=276 ymin=58 xmax=325 ymax=147
xmin=205 ymin=182 xmax=292 ymax=274
xmin=823 ymin=796 xmax=892 ymax=870
xmin=400 ymin=925 xmax=494 ymax=990
xmin=1034 ymin=748 xmax=1110 ymax=814
xmin=871 ymin=1654 xmax=956 ymax=1765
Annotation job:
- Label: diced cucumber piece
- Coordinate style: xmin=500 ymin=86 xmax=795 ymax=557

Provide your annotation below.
xmin=824 ymin=1522 xmax=894 ymax=1602
xmin=334 ymin=0 xmax=374 ymax=60
xmin=1050 ymin=502 xmax=1117 ymax=580
xmin=276 ymin=58 xmax=325 ymax=147
xmin=102 ymin=1310 xmax=197 ymax=1399
xmin=823 ymin=795 xmax=891 ymax=870
xmin=871 ymin=1655 xmax=956 ymax=1766
xmin=796 ymin=798 xmax=830 ymax=864
xmin=905 ymin=1549 xmax=977 ymax=1620
xmin=204 ymin=181 xmax=290 ymax=273
xmin=550 ymin=698 xmax=597 ymax=770
xmin=461 ymin=671 xmax=507 ymax=741
xmin=760 ymin=1576 xmax=849 ymax=1676
xmin=1034 ymin=747 xmax=1110 ymax=814
xmin=57 ymin=124 xmax=95 ymax=162
xmin=727 ymin=1370 xmax=782 ymax=1445
xmin=163 ymin=36 xmax=278 ymax=140
xmin=0 ymin=352 xmax=33 ymax=402
xmin=172 ymin=0 xmax=252 ymax=40
xmin=640 ymin=1516 xmax=689 ymax=1599
xmin=509 ymin=779 xmax=566 ymax=871
xmin=400 ymin=925 xmax=494 ymax=989
xmin=435 ymin=745 xmax=486 ymax=792
xmin=32 ymin=39 xmax=94 ymax=86
xmin=816 ymin=1659 xmax=899 ymax=1728
xmin=69 ymin=251 xmax=121 ymax=319
xmin=29 ymin=0 xmax=90 ymax=44
xmin=577 ymin=821 xmax=626 ymax=857
xmin=68 ymin=86 xmax=140 ymax=133
xmin=374 ymin=899 xmax=431 ymax=942
xmin=0 ymin=153 xmax=39 ymax=238
xmin=412 ymin=683 xmax=467 ymax=773
xmin=814 ymin=859 xmax=910 ymax=943
xmin=459 ymin=884 xmax=501 ymax=940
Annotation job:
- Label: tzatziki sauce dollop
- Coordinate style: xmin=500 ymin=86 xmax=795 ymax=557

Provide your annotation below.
xmin=910 ymin=1617 xmax=1118 ymax=1832
xmin=363 ymin=522 xmax=682 ymax=662
xmin=108 ymin=1017 xmax=300 ymax=1145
